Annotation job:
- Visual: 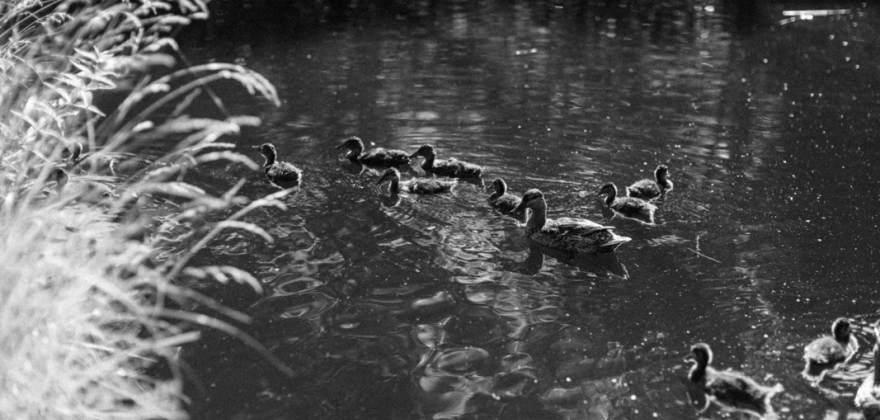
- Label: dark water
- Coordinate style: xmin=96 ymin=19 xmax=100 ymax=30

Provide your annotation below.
xmin=179 ymin=2 xmax=880 ymax=419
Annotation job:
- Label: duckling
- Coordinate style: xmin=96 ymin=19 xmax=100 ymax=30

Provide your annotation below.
xmin=804 ymin=317 xmax=858 ymax=371
xmin=335 ymin=136 xmax=411 ymax=167
xmin=685 ymin=343 xmax=784 ymax=418
xmin=410 ymin=144 xmax=482 ymax=178
xmin=510 ymin=189 xmax=631 ymax=254
xmin=598 ymin=182 xmax=656 ymax=223
xmin=487 ymin=178 xmax=521 ymax=215
xmin=855 ymin=320 xmax=880 ymax=409
xmin=259 ymin=143 xmax=301 ymax=185
xmin=376 ymin=167 xmax=456 ymax=194
xmin=627 ymin=164 xmax=673 ymax=200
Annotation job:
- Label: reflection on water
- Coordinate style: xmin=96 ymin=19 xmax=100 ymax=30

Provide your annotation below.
xmin=177 ymin=2 xmax=880 ymax=419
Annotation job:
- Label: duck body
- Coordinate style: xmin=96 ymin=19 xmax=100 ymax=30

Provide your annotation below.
xmin=598 ymin=182 xmax=656 ymax=223
xmin=260 ymin=143 xmax=302 ymax=185
xmin=627 ymin=164 xmax=673 ymax=200
xmin=856 ymin=347 xmax=880 ymax=409
xmin=377 ymin=168 xmax=456 ymax=194
xmin=488 ymin=178 xmax=521 ymax=214
xmin=337 ymin=136 xmax=410 ymax=167
xmin=686 ymin=343 xmax=783 ymax=417
xmin=855 ymin=321 xmax=880 ymax=409
xmin=511 ymin=189 xmax=630 ymax=254
xmin=804 ymin=317 xmax=857 ymax=366
xmin=411 ymin=144 xmax=482 ymax=178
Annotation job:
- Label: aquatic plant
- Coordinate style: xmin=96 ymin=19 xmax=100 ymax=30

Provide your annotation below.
xmin=0 ymin=1 xmax=290 ymax=419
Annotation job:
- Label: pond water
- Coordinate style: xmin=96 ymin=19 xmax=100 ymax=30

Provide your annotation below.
xmin=178 ymin=2 xmax=880 ymax=419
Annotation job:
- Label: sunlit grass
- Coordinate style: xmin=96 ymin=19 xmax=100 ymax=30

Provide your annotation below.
xmin=0 ymin=1 xmax=286 ymax=418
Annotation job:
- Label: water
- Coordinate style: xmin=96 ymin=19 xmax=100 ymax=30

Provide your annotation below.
xmin=178 ymin=2 xmax=880 ymax=419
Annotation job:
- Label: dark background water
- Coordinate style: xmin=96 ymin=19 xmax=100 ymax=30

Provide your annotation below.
xmin=175 ymin=1 xmax=880 ymax=418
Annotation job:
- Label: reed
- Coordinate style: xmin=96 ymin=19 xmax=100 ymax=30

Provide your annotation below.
xmin=0 ymin=1 xmax=285 ymax=418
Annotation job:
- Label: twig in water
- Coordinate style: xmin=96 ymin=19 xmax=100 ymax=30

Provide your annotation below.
xmin=687 ymin=247 xmax=721 ymax=264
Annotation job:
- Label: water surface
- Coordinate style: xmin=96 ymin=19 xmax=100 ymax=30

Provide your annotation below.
xmin=180 ymin=2 xmax=880 ymax=419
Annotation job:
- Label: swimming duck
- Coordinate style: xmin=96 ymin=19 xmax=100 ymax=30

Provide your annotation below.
xmin=855 ymin=320 xmax=880 ymax=409
xmin=376 ymin=167 xmax=456 ymax=194
xmin=804 ymin=317 xmax=858 ymax=368
xmin=627 ymin=164 xmax=673 ymax=200
xmin=410 ymin=144 xmax=482 ymax=178
xmin=510 ymin=189 xmax=631 ymax=254
xmin=685 ymin=343 xmax=784 ymax=417
xmin=335 ymin=136 xmax=411 ymax=167
xmin=598 ymin=182 xmax=656 ymax=223
xmin=488 ymin=178 xmax=521 ymax=215
xmin=259 ymin=143 xmax=302 ymax=185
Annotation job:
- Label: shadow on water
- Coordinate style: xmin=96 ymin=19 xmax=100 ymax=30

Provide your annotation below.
xmin=174 ymin=1 xmax=880 ymax=419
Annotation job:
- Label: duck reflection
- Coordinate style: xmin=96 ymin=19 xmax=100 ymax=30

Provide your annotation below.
xmin=515 ymin=242 xmax=629 ymax=279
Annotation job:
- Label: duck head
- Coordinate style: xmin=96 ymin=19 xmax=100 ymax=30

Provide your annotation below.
xmin=831 ymin=317 xmax=852 ymax=343
xmin=597 ymin=182 xmax=618 ymax=198
xmin=336 ymin=136 xmax=365 ymax=152
xmin=259 ymin=143 xmax=277 ymax=160
xmin=656 ymin=164 xmax=670 ymax=182
xmin=684 ymin=343 xmax=712 ymax=380
xmin=376 ymin=167 xmax=401 ymax=185
xmin=511 ymin=189 xmax=543 ymax=215
xmin=410 ymin=144 xmax=436 ymax=159
xmin=490 ymin=178 xmax=508 ymax=195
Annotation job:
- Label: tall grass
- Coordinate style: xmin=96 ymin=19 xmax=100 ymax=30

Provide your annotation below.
xmin=0 ymin=1 xmax=287 ymax=418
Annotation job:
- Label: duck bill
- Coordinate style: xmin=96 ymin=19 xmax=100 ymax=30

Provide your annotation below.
xmin=409 ymin=152 xmax=420 ymax=158
xmin=335 ymin=143 xmax=345 ymax=150
xmin=683 ymin=355 xmax=695 ymax=363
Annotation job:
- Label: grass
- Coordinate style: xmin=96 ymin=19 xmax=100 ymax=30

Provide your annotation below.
xmin=0 ymin=1 xmax=288 ymax=418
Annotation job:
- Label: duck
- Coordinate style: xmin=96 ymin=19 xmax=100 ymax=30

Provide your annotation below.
xmin=410 ymin=144 xmax=482 ymax=178
xmin=487 ymin=178 xmax=521 ymax=215
xmin=376 ymin=167 xmax=456 ymax=194
xmin=685 ymin=343 xmax=784 ymax=418
xmin=335 ymin=136 xmax=411 ymax=167
xmin=258 ymin=143 xmax=302 ymax=185
xmin=627 ymin=164 xmax=673 ymax=200
xmin=803 ymin=317 xmax=858 ymax=370
xmin=510 ymin=189 xmax=631 ymax=254
xmin=855 ymin=320 xmax=880 ymax=409
xmin=598 ymin=182 xmax=656 ymax=223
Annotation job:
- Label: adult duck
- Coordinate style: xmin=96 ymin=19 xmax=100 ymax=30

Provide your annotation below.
xmin=803 ymin=317 xmax=858 ymax=373
xmin=855 ymin=320 xmax=880 ymax=410
xmin=627 ymin=164 xmax=673 ymax=200
xmin=258 ymin=143 xmax=301 ymax=186
xmin=410 ymin=144 xmax=482 ymax=178
xmin=685 ymin=343 xmax=784 ymax=418
xmin=510 ymin=189 xmax=630 ymax=254
xmin=376 ymin=168 xmax=456 ymax=194
xmin=488 ymin=178 xmax=521 ymax=214
xmin=336 ymin=136 xmax=411 ymax=167
xmin=598 ymin=182 xmax=656 ymax=223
